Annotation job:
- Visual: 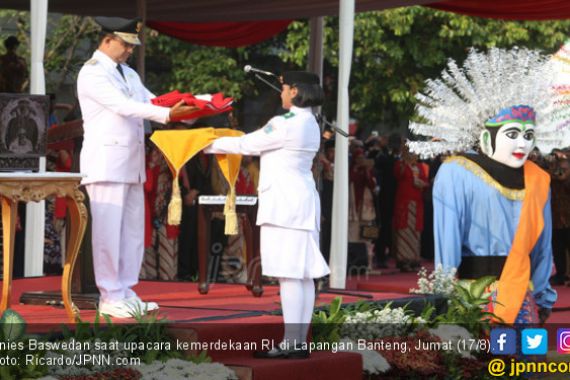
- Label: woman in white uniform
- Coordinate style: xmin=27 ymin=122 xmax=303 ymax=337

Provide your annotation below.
xmin=206 ymin=71 xmax=330 ymax=358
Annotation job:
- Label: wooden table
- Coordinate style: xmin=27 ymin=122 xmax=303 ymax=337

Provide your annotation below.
xmin=197 ymin=195 xmax=262 ymax=297
xmin=0 ymin=173 xmax=87 ymax=322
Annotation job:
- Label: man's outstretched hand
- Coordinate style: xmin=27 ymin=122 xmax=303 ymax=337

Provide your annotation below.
xmin=168 ymin=100 xmax=200 ymax=122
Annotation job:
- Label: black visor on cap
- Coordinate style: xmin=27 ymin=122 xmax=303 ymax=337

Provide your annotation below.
xmin=94 ymin=17 xmax=141 ymax=34
xmin=94 ymin=17 xmax=142 ymax=45
xmin=282 ymin=71 xmax=320 ymax=86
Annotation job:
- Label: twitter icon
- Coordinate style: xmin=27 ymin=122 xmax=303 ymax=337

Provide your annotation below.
xmin=522 ymin=329 xmax=548 ymax=355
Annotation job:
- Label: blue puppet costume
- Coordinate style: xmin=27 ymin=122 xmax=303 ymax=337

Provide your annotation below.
xmin=407 ymin=48 xmax=567 ymax=324
xmin=433 ymin=150 xmax=555 ymax=324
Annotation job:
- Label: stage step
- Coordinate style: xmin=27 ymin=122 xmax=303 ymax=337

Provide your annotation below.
xmin=168 ymin=321 xmax=362 ymax=380
xmin=356 ymin=281 xmax=410 ymax=293
xmin=220 ymin=351 xmax=363 ymax=380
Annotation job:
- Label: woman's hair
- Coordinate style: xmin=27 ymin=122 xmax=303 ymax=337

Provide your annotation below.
xmin=291 ymin=83 xmax=325 ymax=108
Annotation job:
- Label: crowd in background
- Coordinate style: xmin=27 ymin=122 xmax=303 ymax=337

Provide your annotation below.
xmin=319 ymin=132 xmax=439 ymax=274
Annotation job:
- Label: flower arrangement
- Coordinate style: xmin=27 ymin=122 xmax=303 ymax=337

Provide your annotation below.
xmin=4 ymin=309 xmax=237 ymax=380
xmin=428 ymin=324 xmax=475 ymax=358
xmin=131 ymin=359 xmax=237 ymax=380
xmin=39 ymin=360 xmax=238 ymax=380
xmin=377 ymin=330 xmax=445 ymax=377
xmin=340 ymin=304 xmax=415 ymax=340
xmin=58 ymin=368 xmax=140 ymax=380
xmin=410 ymin=264 xmax=457 ymax=296
xmin=336 ymin=338 xmax=390 ymax=375
xmin=313 ymin=289 xmax=509 ymax=380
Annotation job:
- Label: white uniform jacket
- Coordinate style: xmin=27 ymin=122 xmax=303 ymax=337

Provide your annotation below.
xmin=207 ymin=106 xmax=321 ymax=231
xmin=77 ymin=50 xmax=170 ymax=184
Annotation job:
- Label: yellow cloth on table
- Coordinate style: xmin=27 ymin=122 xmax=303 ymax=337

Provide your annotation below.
xmin=150 ymin=128 xmax=243 ymax=234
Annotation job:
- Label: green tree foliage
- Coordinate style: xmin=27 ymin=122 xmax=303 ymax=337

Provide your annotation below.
xmin=144 ymin=31 xmax=253 ymax=99
xmin=0 ymin=10 xmax=99 ymax=93
xmin=280 ymin=7 xmax=570 ymax=130
xmin=143 ymin=32 xmax=290 ymax=127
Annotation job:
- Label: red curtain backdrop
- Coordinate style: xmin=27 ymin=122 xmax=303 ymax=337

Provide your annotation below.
xmin=430 ymin=0 xmax=570 ymax=20
xmin=146 ymin=1 xmax=570 ymax=48
xmin=147 ymin=20 xmax=292 ymax=47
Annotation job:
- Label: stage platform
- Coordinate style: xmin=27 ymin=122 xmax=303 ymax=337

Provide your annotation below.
xmin=2 ymin=260 xmax=570 ymax=380
xmin=3 ymin=275 xmax=420 ymax=325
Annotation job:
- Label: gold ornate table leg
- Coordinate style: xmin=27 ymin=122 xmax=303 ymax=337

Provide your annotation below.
xmin=1 ymin=196 xmax=17 ymax=314
xmin=61 ymin=192 xmax=87 ymax=322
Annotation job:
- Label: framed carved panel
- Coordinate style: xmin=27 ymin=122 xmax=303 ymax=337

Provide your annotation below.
xmin=0 ymin=93 xmax=49 ymax=171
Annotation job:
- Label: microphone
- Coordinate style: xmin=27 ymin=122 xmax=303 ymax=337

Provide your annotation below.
xmin=244 ymin=65 xmax=278 ymax=77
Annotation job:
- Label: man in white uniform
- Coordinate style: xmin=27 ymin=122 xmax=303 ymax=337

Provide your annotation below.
xmin=206 ymin=71 xmax=330 ymax=358
xmin=77 ymin=17 xmax=196 ymax=318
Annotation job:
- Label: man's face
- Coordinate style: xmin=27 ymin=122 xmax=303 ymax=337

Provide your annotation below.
xmin=103 ymin=36 xmax=135 ymax=64
xmin=490 ymin=122 xmax=535 ymax=168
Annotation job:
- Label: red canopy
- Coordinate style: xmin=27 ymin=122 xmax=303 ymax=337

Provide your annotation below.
xmin=3 ymin=0 xmax=570 ymax=47
xmin=430 ymin=0 xmax=570 ymax=21
xmin=146 ymin=0 xmax=570 ymax=47
xmin=147 ymin=20 xmax=291 ymax=47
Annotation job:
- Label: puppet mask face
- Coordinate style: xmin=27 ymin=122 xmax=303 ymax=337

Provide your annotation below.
xmin=479 ymin=105 xmax=536 ymax=168
xmin=480 ymin=122 xmax=535 ymax=168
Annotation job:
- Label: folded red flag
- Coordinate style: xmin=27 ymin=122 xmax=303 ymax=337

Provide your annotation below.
xmin=152 ymin=90 xmax=233 ymax=121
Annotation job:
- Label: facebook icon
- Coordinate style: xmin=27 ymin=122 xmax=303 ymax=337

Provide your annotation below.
xmin=491 ymin=328 xmax=517 ymax=355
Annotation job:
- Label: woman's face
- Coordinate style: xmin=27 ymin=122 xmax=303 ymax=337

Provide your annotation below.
xmin=280 ymin=84 xmax=298 ymax=110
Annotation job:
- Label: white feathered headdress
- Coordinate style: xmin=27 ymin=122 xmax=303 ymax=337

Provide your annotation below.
xmin=550 ymin=40 xmax=570 ymax=148
xmin=407 ymin=47 xmax=564 ymax=158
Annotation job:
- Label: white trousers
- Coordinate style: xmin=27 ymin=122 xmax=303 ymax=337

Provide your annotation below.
xmin=85 ymin=182 xmax=144 ymax=303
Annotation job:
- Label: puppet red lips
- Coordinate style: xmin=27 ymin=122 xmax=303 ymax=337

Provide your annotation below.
xmin=512 ymin=152 xmax=526 ymax=159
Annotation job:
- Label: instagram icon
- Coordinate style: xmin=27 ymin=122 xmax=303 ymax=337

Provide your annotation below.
xmin=557 ymin=329 xmax=570 ymax=354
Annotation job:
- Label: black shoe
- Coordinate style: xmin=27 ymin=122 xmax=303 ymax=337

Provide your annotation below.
xmin=254 ymin=347 xmax=310 ymax=359
xmin=254 ymin=348 xmax=286 ymax=358
xmin=286 ymin=348 xmax=310 ymax=359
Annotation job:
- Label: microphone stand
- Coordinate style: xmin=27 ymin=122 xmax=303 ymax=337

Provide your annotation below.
xmin=251 ymin=73 xmax=348 ymax=138
xmin=254 ymin=73 xmax=282 ymax=93
xmin=317 ymin=115 xmax=349 ymax=138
